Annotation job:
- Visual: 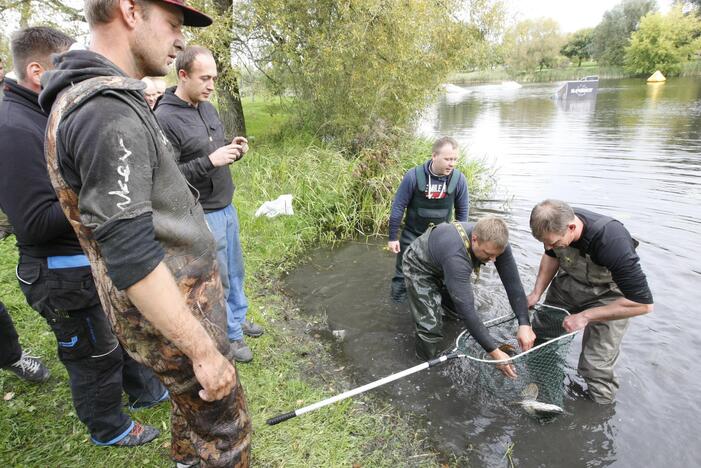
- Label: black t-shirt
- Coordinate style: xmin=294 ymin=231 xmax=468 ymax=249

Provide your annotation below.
xmin=545 ymin=208 xmax=653 ymax=304
xmin=427 ymin=222 xmax=529 ymax=352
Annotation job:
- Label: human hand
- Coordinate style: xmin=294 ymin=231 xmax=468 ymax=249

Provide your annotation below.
xmin=517 ymin=325 xmax=536 ymax=351
xmin=489 ymin=348 xmax=517 ymax=379
xmin=563 ymin=312 xmax=589 ymax=332
xmin=209 ymin=143 xmax=243 ymax=167
xmin=232 ymin=136 xmax=248 ymax=160
xmin=192 ymin=351 xmax=236 ymax=401
xmin=526 ymin=291 xmax=541 ymax=308
xmin=388 ymin=240 xmax=400 ymax=254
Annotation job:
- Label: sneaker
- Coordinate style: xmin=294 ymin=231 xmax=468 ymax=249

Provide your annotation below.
xmin=3 ymin=350 xmax=50 ymax=383
xmin=112 ymin=422 xmax=160 ymax=447
xmin=128 ymin=389 xmax=170 ymax=410
xmin=229 ymin=339 xmax=253 ymax=363
xmin=241 ymin=320 xmax=264 ymax=338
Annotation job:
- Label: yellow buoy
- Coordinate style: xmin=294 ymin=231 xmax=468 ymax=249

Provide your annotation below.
xmin=647 ymin=70 xmax=666 ymax=83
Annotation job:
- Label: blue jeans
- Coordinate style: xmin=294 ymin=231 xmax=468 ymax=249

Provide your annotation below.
xmin=205 ymin=204 xmax=249 ymax=341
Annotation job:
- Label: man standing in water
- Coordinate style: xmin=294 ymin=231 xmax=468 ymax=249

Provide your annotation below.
xmin=40 ymin=0 xmax=250 ymax=465
xmin=403 ymin=216 xmax=535 ymax=373
xmin=388 ymin=136 xmax=469 ymax=302
xmin=527 ymin=199 xmax=653 ymax=403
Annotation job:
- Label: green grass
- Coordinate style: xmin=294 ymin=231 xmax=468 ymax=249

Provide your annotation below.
xmin=0 ymin=96 xmax=489 ymax=466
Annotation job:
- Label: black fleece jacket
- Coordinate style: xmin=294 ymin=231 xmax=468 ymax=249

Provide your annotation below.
xmin=154 ymin=88 xmax=234 ymax=212
xmin=0 ymin=78 xmax=82 ymax=257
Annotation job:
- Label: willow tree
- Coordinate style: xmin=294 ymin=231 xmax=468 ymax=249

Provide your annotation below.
xmin=0 ymin=0 xmax=84 ymax=29
xmin=190 ymin=0 xmax=246 ymax=136
xmin=234 ymin=0 xmax=500 ymax=147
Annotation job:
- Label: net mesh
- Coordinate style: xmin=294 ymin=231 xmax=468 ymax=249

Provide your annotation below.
xmin=455 ymin=304 xmax=576 ymax=410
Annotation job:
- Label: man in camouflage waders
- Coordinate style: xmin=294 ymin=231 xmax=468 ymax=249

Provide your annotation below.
xmin=403 ymin=216 xmax=536 ymax=377
xmin=527 ymin=199 xmax=653 ymax=404
xmin=39 ymin=1 xmax=250 ymax=466
xmin=388 ymin=137 xmax=469 ymax=302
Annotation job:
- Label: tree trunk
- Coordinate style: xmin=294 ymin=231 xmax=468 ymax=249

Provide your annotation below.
xmin=212 ymin=0 xmax=246 ymax=137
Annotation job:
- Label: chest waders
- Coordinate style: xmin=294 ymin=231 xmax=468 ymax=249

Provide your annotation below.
xmin=538 ymin=216 xmax=631 ymax=404
xmin=392 ymin=167 xmax=462 ymax=300
xmin=45 ymin=77 xmax=251 ymax=466
xmin=402 ymin=222 xmax=476 ymax=360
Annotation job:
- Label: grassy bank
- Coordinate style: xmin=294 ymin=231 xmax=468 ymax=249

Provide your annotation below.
xmin=0 ymin=97 xmax=488 ymax=466
xmin=451 ymin=60 xmax=701 ymax=84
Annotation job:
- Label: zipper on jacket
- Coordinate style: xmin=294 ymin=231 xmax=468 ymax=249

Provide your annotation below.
xmin=197 ymin=107 xmax=213 ymax=142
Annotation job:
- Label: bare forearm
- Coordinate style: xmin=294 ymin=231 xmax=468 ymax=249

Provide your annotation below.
xmin=532 ymin=254 xmax=559 ymax=296
xmin=582 ymin=297 xmax=653 ymax=323
xmin=126 ymin=262 xmax=220 ymax=361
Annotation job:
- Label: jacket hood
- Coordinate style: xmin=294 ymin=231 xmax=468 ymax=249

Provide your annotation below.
xmin=39 ymin=50 xmax=141 ymax=113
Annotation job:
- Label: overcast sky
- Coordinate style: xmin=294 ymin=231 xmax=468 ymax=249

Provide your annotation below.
xmin=506 ymin=0 xmax=675 ymax=32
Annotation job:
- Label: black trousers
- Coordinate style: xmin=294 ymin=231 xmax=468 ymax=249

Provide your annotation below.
xmin=16 ymin=255 xmax=166 ymax=443
xmin=0 ymin=301 xmax=22 ymax=367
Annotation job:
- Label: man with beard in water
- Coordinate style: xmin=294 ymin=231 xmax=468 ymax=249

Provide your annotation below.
xmin=39 ymin=1 xmax=250 ymax=466
xmin=403 ymin=216 xmax=536 ymax=376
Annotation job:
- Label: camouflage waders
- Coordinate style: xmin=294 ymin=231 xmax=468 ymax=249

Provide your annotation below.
xmin=536 ymin=245 xmax=629 ymax=404
xmin=45 ymin=77 xmax=250 ymax=466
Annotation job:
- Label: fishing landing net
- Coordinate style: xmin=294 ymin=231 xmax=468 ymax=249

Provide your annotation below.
xmin=453 ymin=304 xmax=577 ymax=410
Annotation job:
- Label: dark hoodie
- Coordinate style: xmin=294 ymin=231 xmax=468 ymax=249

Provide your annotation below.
xmin=39 ymin=50 xmax=166 ymax=289
xmin=154 ymin=87 xmax=234 ymax=212
xmin=0 ymin=77 xmax=81 ymax=257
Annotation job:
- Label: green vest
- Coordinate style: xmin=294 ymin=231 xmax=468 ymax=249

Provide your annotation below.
xmin=404 ymin=165 xmax=461 ymax=236
xmin=552 ymin=215 xmax=616 ymax=286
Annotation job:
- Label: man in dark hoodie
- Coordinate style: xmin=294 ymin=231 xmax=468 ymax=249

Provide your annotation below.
xmin=155 ymin=45 xmax=262 ymax=363
xmin=0 ymin=25 xmax=169 ymax=447
xmin=39 ymin=1 xmax=250 ymax=466
xmin=388 ymin=136 xmax=469 ymax=302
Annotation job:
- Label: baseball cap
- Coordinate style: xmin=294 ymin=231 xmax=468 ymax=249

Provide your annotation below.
xmin=156 ymin=0 xmax=213 ymax=27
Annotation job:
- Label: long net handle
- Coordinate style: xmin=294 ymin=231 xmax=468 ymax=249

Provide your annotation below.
xmin=266 ymin=354 xmax=457 ymax=425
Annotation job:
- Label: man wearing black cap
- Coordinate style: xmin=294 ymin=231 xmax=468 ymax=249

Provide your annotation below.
xmin=39 ymin=1 xmax=250 ymax=466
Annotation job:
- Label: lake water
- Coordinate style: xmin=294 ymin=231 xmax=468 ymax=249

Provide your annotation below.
xmin=285 ymin=78 xmax=701 ymax=467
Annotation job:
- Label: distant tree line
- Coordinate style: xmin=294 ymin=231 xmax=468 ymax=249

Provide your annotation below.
xmin=485 ymin=0 xmax=701 ymax=77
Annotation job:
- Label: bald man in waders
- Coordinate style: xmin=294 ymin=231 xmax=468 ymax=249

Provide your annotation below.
xmin=402 ymin=216 xmax=536 ymax=377
xmin=527 ymin=199 xmax=653 ymax=404
xmin=388 ymin=136 xmax=469 ymax=303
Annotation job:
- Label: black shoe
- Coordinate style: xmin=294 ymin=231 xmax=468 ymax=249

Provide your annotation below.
xmin=241 ymin=320 xmax=264 ymax=338
xmin=2 ymin=351 xmax=50 ymax=383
